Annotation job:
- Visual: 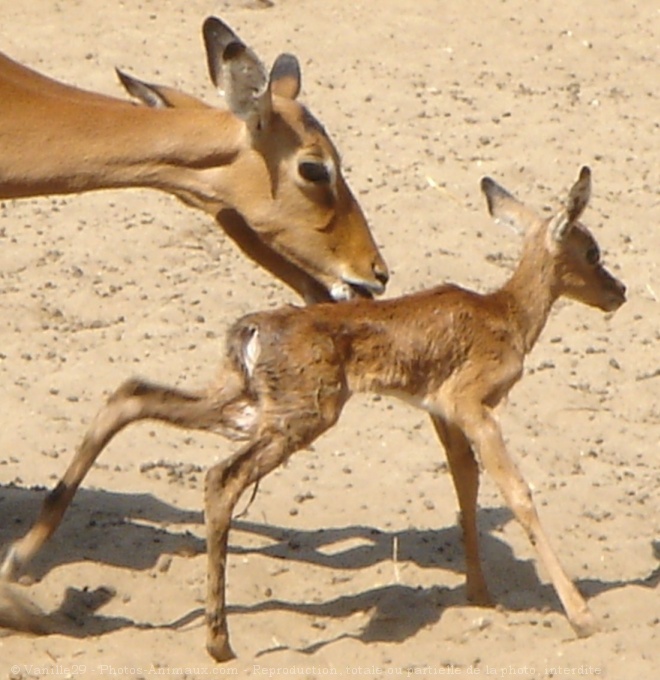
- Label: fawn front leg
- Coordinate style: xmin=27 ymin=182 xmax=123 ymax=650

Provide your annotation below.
xmin=430 ymin=414 xmax=491 ymax=605
xmin=457 ymin=404 xmax=598 ymax=637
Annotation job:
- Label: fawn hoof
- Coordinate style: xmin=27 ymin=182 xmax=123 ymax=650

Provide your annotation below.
xmin=571 ymin=610 xmax=599 ymax=639
xmin=207 ymin=637 xmax=236 ymax=663
xmin=0 ymin=582 xmax=50 ymax=635
xmin=469 ymin=592 xmax=493 ymax=608
xmin=0 ymin=546 xmax=21 ymax=582
xmin=466 ymin=581 xmax=493 ymax=607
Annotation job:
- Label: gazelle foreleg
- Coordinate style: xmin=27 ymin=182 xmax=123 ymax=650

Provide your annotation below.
xmin=456 ymin=403 xmax=598 ymax=637
xmin=430 ymin=414 xmax=491 ymax=605
xmin=0 ymin=377 xmax=243 ymax=582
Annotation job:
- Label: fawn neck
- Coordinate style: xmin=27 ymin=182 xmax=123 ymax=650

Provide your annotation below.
xmin=497 ymin=231 xmax=560 ymax=355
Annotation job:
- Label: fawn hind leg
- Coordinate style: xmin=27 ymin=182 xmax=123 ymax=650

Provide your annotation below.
xmin=204 ymin=429 xmax=316 ymax=662
xmin=204 ymin=390 xmax=345 ymax=662
xmin=1 ymin=377 xmax=246 ymax=582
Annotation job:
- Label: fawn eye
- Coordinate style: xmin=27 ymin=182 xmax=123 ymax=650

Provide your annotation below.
xmin=298 ymin=160 xmax=331 ymax=184
xmin=586 ymin=246 xmax=600 ymax=265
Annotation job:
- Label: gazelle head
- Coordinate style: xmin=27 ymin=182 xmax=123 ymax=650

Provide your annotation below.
xmin=119 ymin=17 xmax=388 ymax=303
xmin=481 ymin=166 xmax=626 ymax=312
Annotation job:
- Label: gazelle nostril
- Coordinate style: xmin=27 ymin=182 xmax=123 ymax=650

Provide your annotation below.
xmin=374 ymin=265 xmax=389 ymax=287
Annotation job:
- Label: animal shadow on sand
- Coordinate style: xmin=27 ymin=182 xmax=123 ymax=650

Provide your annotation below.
xmin=2 ymin=485 xmax=658 ymax=648
xmin=226 ymin=519 xmax=660 ymax=656
xmin=0 ymin=484 xmax=205 ymax=577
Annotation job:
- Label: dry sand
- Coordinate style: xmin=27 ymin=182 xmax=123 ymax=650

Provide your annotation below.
xmin=1 ymin=1 xmax=658 ymax=678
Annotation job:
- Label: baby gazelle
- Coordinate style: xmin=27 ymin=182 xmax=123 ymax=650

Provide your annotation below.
xmin=1 ymin=167 xmax=625 ymax=660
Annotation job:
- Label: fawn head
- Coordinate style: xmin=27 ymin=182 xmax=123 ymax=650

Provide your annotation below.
xmin=482 ymin=166 xmax=626 ymax=312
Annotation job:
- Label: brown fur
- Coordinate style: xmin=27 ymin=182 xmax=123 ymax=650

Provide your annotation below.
xmin=1 ymin=168 xmax=625 ymax=660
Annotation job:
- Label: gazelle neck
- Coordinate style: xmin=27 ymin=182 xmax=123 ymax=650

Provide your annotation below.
xmin=0 ymin=56 xmax=245 ymax=202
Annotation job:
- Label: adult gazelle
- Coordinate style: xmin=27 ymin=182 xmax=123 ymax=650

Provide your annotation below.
xmin=0 ymin=16 xmax=389 ymax=303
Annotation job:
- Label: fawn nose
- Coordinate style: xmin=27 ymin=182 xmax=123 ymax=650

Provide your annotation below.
xmin=605 ymin=278 xmax=626 ymax=311
xmin=615 ymin=280 xmax=627 ymax=304
xmin=611 ymin=274 xmax=626 ymax=299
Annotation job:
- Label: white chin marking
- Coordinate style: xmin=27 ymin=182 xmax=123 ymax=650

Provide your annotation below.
xmin=330 ymin=282 xmax=354 ymax=301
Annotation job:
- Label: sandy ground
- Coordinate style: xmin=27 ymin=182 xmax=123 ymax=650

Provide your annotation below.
xmin=1 ymin=1 xmax=658 ymax=678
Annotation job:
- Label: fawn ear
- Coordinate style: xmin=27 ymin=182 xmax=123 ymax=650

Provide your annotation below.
xmin=270 ymin=53 xmax=301 ymax=99
xmin=550 ymin=166 xmax=592 ymax=242
xmin=480 ymin=177 xmax=537 ymax=235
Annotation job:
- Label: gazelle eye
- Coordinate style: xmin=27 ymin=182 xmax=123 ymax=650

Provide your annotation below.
xmin=298 ymin=160 xmax=331 ymax=184
xmin=586 ymin=246 xmax=600 ymax=265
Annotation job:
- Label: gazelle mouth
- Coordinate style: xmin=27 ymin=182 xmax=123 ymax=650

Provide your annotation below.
xmin=329 ymin=278 xmax=383 ymax=302
xmin=349 ymin=283 xmax=375 ymax=299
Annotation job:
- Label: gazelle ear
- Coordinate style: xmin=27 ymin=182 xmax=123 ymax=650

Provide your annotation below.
xmin=480 ymin=177 xmax=538 ymax=235
xmin=269 ymin=53 xmax=301 ymax=99
xmin=203 ymin=16 xmax=272 ymax=132
xmin=117 ymin=69 xmax=169 ymax=108
xmin=550 ymin=166 xmax=592 ymax=243
xmin=203 ymin=17 xmax=242 ymax=91
xmin=116 ymin=69 xmax=209 ymax=110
